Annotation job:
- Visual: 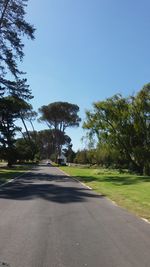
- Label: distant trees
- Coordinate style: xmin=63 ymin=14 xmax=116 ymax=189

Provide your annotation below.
xmin=36 ymin=129 xmax=72 ymax=160
xmin=1 ymin=82 xmax=148 ymax=173
xmin=74 ymin=149 xmax=89 ymax=164
xmin=0 ymin=99 xmax=80 ymax=165
xmin=15 ymin=138 xmax=35 ymax=162
xmin=39 ymin=102 xmax=81 ymax=160
xmin=83 ymin=84 xmax=150 ymax=175
xmin=15 ymin=129 xmax=73 ymax=163
xmin=63 ymin=145 xmax=76 ymax=163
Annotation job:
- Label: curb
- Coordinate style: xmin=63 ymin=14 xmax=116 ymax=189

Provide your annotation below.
xmin=141 ymin=218 xmax=150 ymax=224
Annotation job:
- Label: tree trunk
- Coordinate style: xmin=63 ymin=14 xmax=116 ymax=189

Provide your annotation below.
xmin=7 ymin=160 xmax=12 ymax=168
xmin=20 ymin=115 xmax=31 ymax=142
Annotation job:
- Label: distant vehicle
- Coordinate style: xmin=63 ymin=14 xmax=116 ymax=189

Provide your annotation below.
xmin=57 ymin=154 xmax=67 ymax=166
xmin=46 ymin=161 xmax=51 ymax=166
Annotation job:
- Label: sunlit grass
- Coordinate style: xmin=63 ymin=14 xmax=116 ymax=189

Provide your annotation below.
xmin=60 ymin=166 xmax=150 ymax=220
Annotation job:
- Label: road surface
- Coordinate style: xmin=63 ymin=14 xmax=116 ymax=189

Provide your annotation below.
xmin=0 ymin=165 xmax=150 ymax=267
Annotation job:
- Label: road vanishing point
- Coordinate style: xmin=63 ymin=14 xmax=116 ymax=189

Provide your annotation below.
xmin=0 ymin=165 xmax=150 ymax=267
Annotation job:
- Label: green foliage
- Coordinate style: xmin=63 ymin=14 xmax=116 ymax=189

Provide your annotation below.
xmin=73 ymin=146 xmax=125 ymax=168
xmin=0 ymin=96 xmax=34 ymax=166
xmin=83 ymin=84 xmax=150 ymax=175
xmin=74 ymin=150 xmax=89 ymax=164
xmin=95 ymin=145 xmax=120 ymax=167
xmin=15 ymin=138 xmax=35 ymax=162
xmin=39 ymin=102 xmax=81 ymax=131
xmin=36 ymin=129 xmax=72 ymax=160
xmin=15 ymin=129 xmax=72 ymax=162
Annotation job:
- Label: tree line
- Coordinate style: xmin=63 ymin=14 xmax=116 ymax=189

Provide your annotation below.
xmin=0 ymin=1 xmax=149 ymax=175
xmin=15 ymin=102 xmax=81 ymax=164
xmin=76 ymin=85 xmax=150 ymax=175
xmin=14 ymin=84 xmax=150 ymax=176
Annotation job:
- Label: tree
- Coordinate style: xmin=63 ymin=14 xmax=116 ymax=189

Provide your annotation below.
xmin=130 ymin=84 xmax=150 ymax=174
xmin=15 ymin=137 xmax=35 ymax=162
xmin=0 ymin=1 xmax=36 ymax=164
xmin=83 ymin=85 xmax=150 ymax=175
xmin=0 ymin=0 xmax=35 ymax=78
xmin=0 ymin=77 xmax=32 ymax=99
xmin=39 ymin=102 xmax=81 ymax=160
xmin=74 ymin=150 xmax=89 ymax=164
xmin=0 ymin=0 xmax=35 ymax=98
xmin=19 ymin=106 xmax=37 ymax=142
xmin=0 ymin=96 xmax=34 ymax=166
xmin=39 ymin=102 xmax=81 ymax=131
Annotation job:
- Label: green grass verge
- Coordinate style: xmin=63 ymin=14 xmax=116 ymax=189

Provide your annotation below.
xmin=0 ymin=165 xmax=33 ymax=185
xmin=60 ymin=166 xmax=150 ymax=221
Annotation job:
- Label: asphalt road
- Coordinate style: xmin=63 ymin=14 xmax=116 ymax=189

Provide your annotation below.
xmin=0 ymin=165 xmax=150 ymax=267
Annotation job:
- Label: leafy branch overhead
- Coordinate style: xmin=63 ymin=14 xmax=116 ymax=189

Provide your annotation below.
xmin=0 ymin=0 xmax=35 ymax=78
xmin=0 ymin=0 xmax=35 ymax=98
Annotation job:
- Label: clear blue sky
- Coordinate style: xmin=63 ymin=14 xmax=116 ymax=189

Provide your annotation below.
xmin=22 ymin=0 xmax=150 ymax=151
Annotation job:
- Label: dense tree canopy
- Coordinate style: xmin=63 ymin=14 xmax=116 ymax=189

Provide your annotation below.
xmin=15 ymin=129 xmax=72 ymax=162
xmin=83 ymin=84 xmax=150 ymax=175
xmin=0 ymin=96 xmax=33 ymax=165
xmin=39 ymin=102 xmax=81 ymax=131
xmin=39 ymin=102 xmax=81 ymax=160
xmin=36 ymin=129 xmax=71 ymax=160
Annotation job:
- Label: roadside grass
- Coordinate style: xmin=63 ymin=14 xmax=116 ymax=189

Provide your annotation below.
xmin=0 ymin=165 xmax=34 ymax=185
xmin=60 ymin=166 xmax=150 ymax=221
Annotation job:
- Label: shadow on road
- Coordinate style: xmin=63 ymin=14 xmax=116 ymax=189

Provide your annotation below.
xmin=0 ymin=171 xmax=104 ymax=203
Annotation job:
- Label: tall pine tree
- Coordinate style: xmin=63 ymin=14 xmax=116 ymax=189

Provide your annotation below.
xmin=0 ymin=0 xmax=35 ymax=98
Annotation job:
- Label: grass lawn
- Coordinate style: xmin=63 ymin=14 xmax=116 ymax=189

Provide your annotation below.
xmin=60 ymin=166 xmax=150 ymax=221
xmin=0 ymin=165 xmax=33 ymax=185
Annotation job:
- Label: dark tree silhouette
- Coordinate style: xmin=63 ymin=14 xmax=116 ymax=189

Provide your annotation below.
xmin=0 ymin=0 xmax=35 ymax=98
xmin=39 ymin=102 xmax=81 ymax=160
xmin=0 ymin=96 xmax=34 ymax=166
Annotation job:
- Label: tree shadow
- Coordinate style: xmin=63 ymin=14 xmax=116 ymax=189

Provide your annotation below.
xmin=75 ymin=174 xmax=150 ymax=185
xmin=0 ymin=165 xmax=39 ymax=185
xmin=0 ymin=172 xmax=104 ymax=203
